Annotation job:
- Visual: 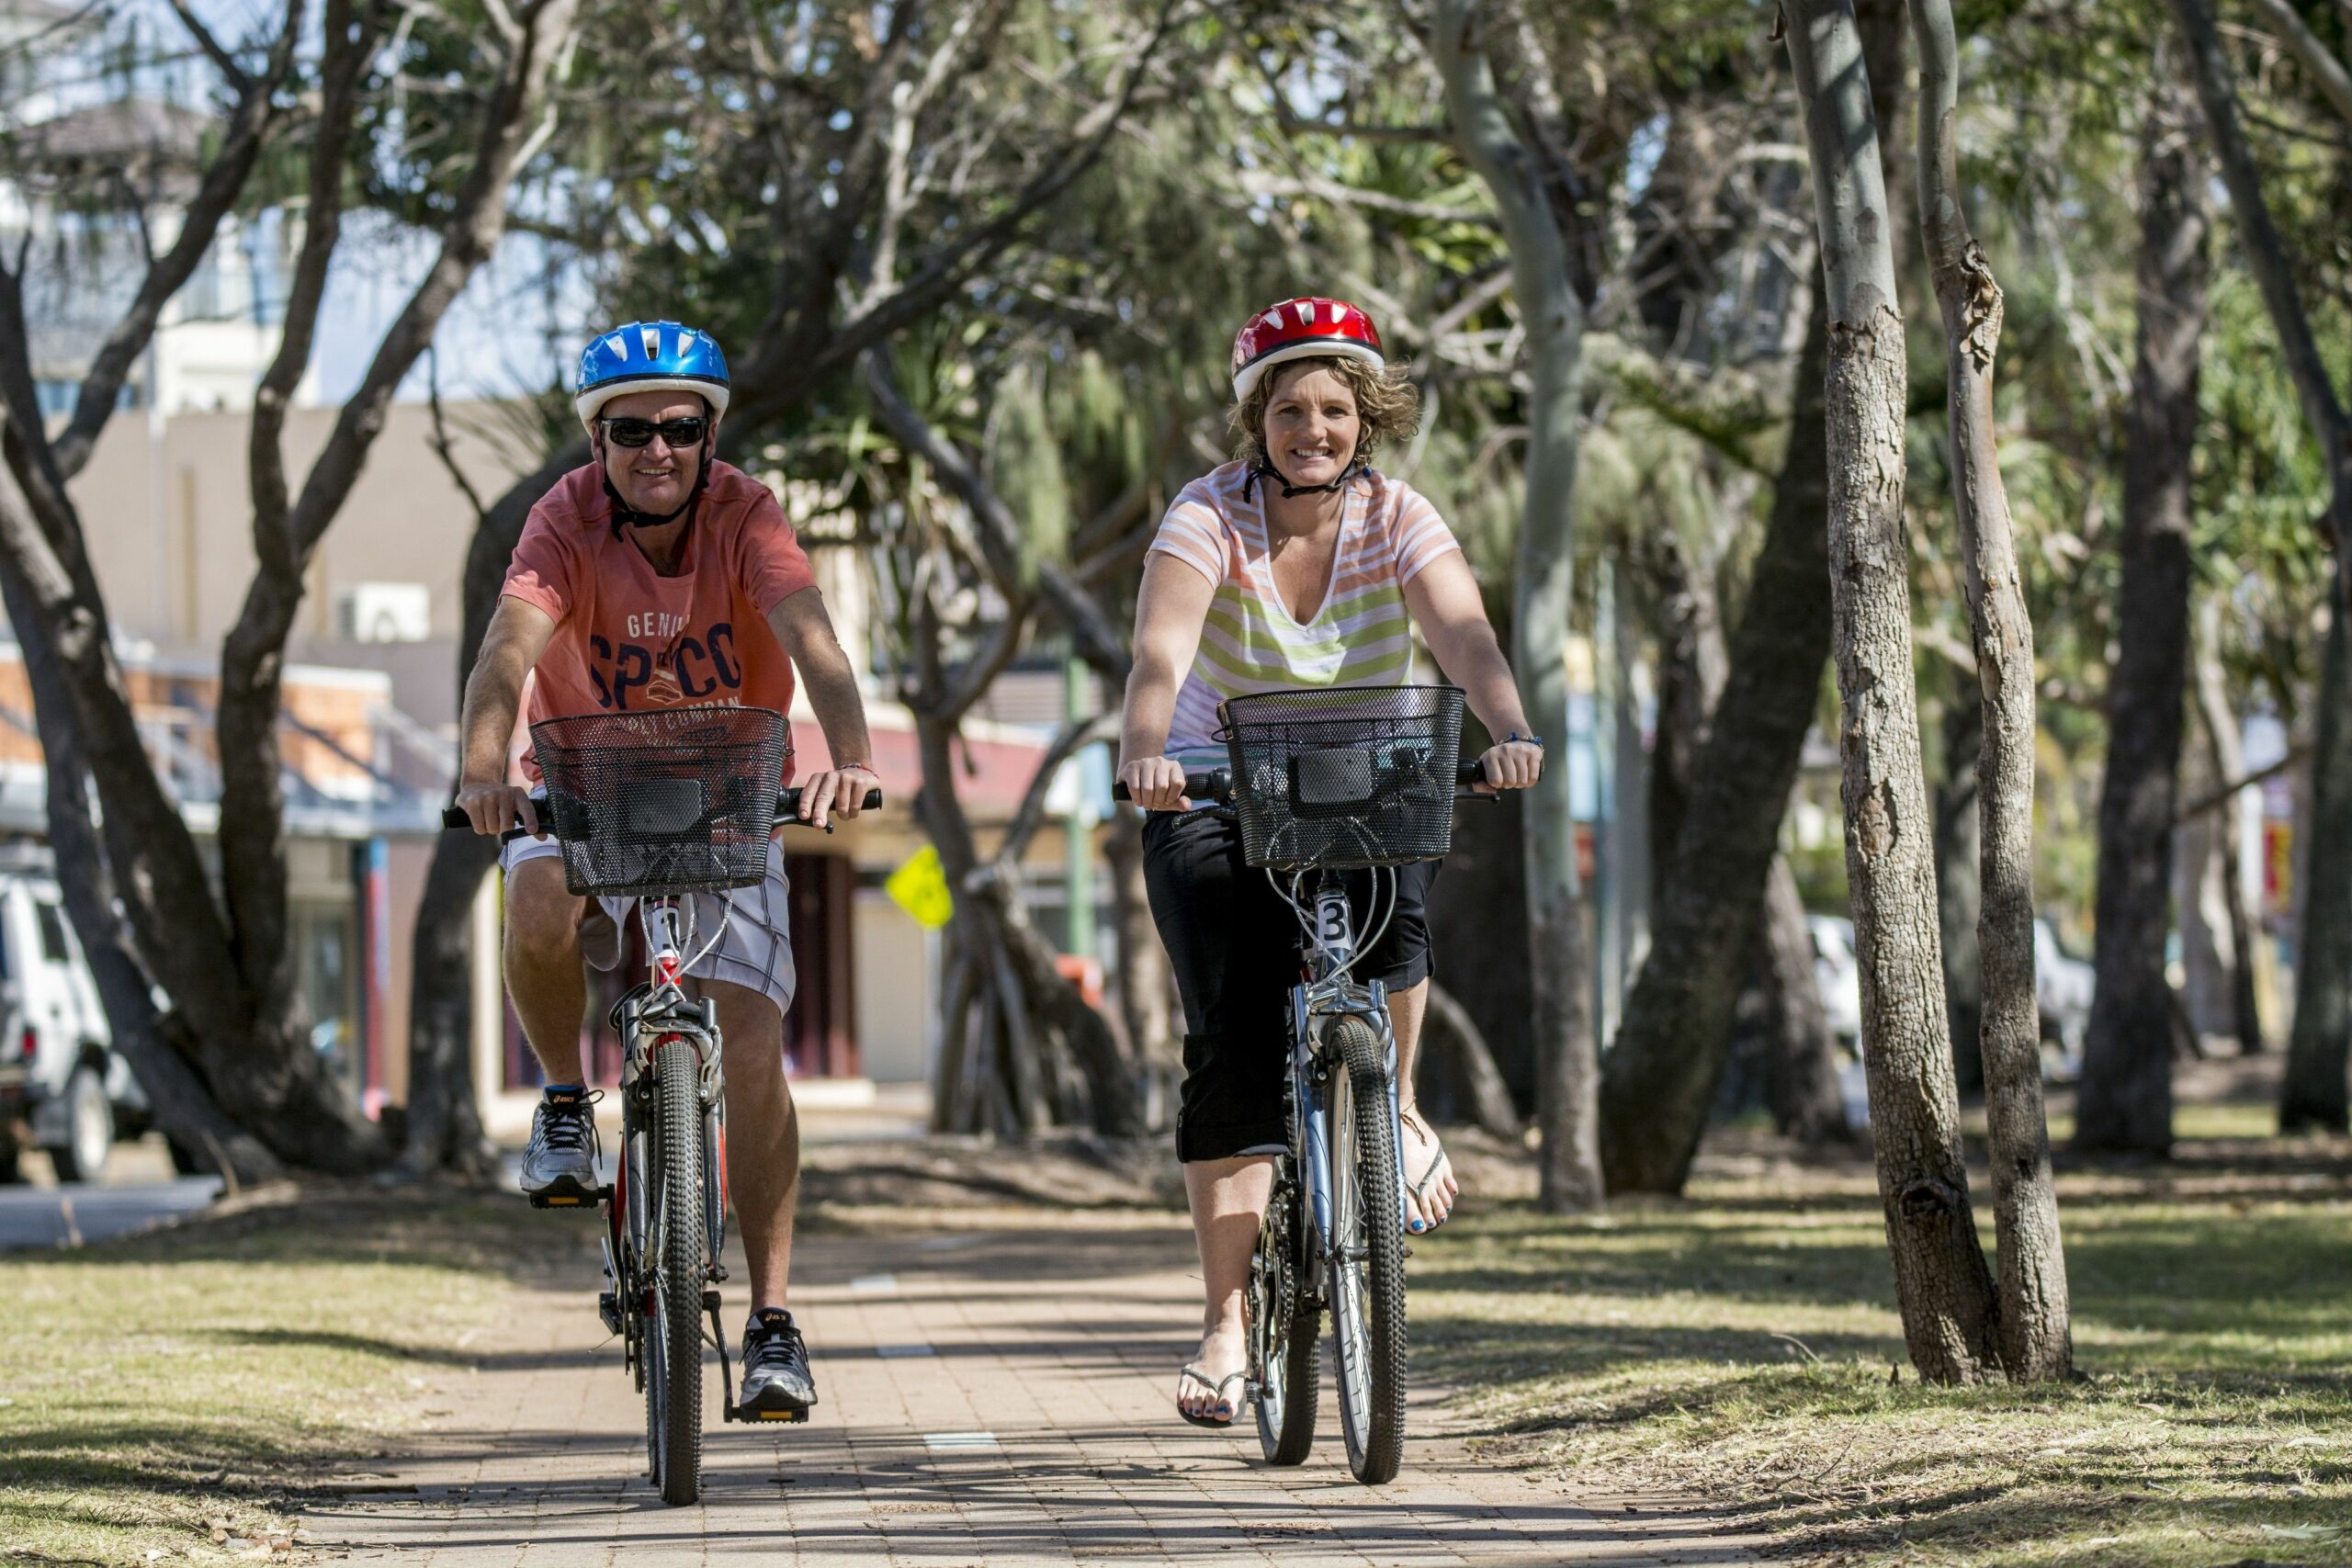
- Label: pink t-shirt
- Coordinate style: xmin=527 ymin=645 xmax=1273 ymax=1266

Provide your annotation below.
xmin=501 ymin=460 xmax=819 ymax=781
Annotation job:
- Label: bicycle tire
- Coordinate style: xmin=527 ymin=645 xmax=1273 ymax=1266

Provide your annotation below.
xmin=624 ymin=1115 xmax=649 ymax=1399
xmin=1328 ymin=1016 xmax=1406 ymax=1484
xmin=1249 ymin=1162 xmax=1318 ymax=1466
xmin=649 ymin=1038 xmax=707 ymax=1505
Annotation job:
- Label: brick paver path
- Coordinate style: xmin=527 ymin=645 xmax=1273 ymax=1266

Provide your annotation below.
xmin=306 ymin=1217 xmax=1760 ymax=1566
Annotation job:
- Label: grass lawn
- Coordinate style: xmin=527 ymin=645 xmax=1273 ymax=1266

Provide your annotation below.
xmin=1421 ymin=1108 xmax=2352 ymax=1566
xmin=0 ymin=1189 xmax=549 ymax=1567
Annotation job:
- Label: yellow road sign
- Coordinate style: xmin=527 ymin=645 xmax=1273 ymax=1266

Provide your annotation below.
xmin=886 ymin=845 xmax=954 ymax=929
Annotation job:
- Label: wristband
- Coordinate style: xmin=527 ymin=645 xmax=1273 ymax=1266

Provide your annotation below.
xmin=1503 ymin=732 xmax=1544 ymax=750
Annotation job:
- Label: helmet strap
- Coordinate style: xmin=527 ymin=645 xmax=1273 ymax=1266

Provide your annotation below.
xmin=603 ymin=435 xmax=713 ymax=537
xmin=1244 ymin=457 xmax=1364 ymax=503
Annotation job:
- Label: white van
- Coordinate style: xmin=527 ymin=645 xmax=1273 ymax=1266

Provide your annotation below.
xmin=0 ymin=868 xmax=140 ymax=1183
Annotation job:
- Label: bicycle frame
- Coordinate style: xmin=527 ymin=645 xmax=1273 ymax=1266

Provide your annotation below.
xmin=603 ymin=894 xmax=742 ymax=1416
xmin=1281 ymin=872 xmax=1408 ymax=1297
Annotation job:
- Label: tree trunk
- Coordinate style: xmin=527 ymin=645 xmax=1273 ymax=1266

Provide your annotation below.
xmin=1910 ymin=0 xmax=2073 ymax=1382
xmin=1936 ymin=672 xmax=1984 ymax=1094
xmin=0 ymin=415 xmax=384 ymax=1172
xmin=1787 ymin=0 xmax=1999 ymax=1384
xmin=399 ymin=451 xmax=576 ymax=1172
xmin=1432 ymin=0 xmax=1600 ymax=1212
xmin=2281 ymin=590 xmax=2352 ymax=1129
xmin=395 ymin=834 xmax=501 ymax=1179
xmin=1758 ymin=857 xmax=1855 ymax=1145
xmin=1102 ymin=803 xmax=1179 ymax=1128
xmin=1637 ymin=516 xmax=1849 ymax=1149
xmin=907 ymin=690 xmax=1140 ymax=1139
xmin=2174 ymin=717 xmax=2234 ymax=1039
xmin=1642 ymin=526 xmax=1723 ymax=886
xmin=2078 ymin=73 xmax=2208 ymax=1156
xmin=1419 ymin=982 xmax=1523 ymax=1139
xmin=2189 ymin=599 xmax=2266 ymax=1052
xmin=988 ymin=874 xmax=1143 ymax=1138
xmin=216 ymin=0 xmax=578 ymax=1073
xmin=2162 ymin=0 xmax=2352 ymax=1133
xmin=1427 ymin=770 xmax=1534 ymax=1110
xmin=1598 ymin=287 xmax=1835 ymax=1193
xmin=0 ymin=544 xmax=280 ymax=1187
xmin=1597 ymin=0 xmax=1907 ymax=1194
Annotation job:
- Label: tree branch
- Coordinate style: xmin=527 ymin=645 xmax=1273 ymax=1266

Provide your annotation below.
xmin=859 ymin=350 xmax=1132 ymax=680
xmin=46 ymin=0 xmax=305 ymax=479
xmin=2245 ymin=0 xmax=2352 ymax=130
xmin=251 ymin=0 xmax=378 ymax=580
xmin=998 ymin=714 xmax=1120 ymax=866
xmin=218 ymin=0 xmax=582 ymax=1018
xmin=165 ymin=0 xmax=251 ymax=88
xmin=1243 ymin=171 xmax=1497 ymax=226
xmin=285 ymin=0 xmax=582 ymax=558
xmin=738 ymin=0 xmax=1181 ymax=417
xmin=2168 ymin=0 xmax=2352 ymax=477
xmin=2176 ymin=743 xmax=2311 ymax=822
xmin=424 ymin=348 xmax=492 ymax=523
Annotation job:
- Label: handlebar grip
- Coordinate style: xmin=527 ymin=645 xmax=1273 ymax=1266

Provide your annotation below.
xmin=1113 ymin=770 xmax=1227 ymax=804
xmin=775 ymin=787 xmax=884 ymax=818
xmin=1456 ymin=760 xmax=1488 ymax=787
xmin=442 ymin=805 xmax=536 ymax=835
xmin=442 ymin=805 xmax=537 ymax=843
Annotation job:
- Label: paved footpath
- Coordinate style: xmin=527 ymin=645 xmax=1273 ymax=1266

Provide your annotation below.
xmin=305 ymin=1218 xmax=1761 ymax=1567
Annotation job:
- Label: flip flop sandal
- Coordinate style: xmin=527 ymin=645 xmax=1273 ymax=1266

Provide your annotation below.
xmin=1175 ymin=1363 xmax=1247 ymax=1428
xmin=1402 ymin=1109 xmax=1454 ymax=1232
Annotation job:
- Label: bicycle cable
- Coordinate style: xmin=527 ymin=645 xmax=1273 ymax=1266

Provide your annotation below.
xmin=684 ymin=893 xmax=736 ymax=976
xmin=633 ymin=892 xmax=741 ymax=991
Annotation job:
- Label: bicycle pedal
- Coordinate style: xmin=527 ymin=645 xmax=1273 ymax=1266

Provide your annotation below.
xmin=598 ymin=1292 xmax=623 ymax=1336
xmin=724 ymin=1402 xmax=810 ymax=1425
xmin=527 ymin=1184 xmax=611 ymax=1210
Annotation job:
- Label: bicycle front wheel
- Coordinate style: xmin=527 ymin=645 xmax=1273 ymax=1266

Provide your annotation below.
xmin=1327 ymin=1016 xmax=1406 ymax=1484
xmin=647 ymin=1037 xmax=707 ymax=1505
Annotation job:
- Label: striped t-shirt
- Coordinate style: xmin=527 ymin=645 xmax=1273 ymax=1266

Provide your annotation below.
xmin=1148 ymin=462 xmax=1464 ymax=770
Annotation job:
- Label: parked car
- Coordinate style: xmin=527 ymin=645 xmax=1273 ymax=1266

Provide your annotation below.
xmin=0 ymin=865 xmax=146 ymax=1183
xmin=1808 ymin=914 xmax=1863 ymax=1055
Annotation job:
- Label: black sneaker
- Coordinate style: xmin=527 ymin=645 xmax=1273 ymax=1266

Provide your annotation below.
xmin=519 ymin=1088 xmax=601 ymax=1204
xmin=740 ymin=1308 xmax=817 ymax=1420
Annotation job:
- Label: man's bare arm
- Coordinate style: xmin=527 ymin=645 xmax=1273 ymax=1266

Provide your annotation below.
xmin=454 ymin=597 xmax=558 ymax=835
xmin=766 ymin=585 xmax=879 ymax=827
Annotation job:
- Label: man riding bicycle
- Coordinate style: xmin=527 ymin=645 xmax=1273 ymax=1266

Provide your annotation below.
xmin=454 ymin=320 xmax=879 ymax=1423
xmin=1118 ymin=297 xmax=1542 ymax=1428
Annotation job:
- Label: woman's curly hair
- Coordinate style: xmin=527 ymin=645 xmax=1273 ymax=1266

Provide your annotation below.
xmin=1228 ymin=355 xmax=1421 ymax=471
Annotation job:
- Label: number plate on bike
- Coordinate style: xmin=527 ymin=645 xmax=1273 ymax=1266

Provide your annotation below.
xmin=1315 ymin=889 xmax=1353 ymax=954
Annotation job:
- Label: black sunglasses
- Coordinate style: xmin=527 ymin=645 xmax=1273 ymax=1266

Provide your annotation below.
xmin=600 ymin=415 xmax=708 ymax=448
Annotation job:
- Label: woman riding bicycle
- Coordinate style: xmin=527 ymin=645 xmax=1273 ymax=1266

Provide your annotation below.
xmin=1115 ymin=297 xmax=1543 ymax=1427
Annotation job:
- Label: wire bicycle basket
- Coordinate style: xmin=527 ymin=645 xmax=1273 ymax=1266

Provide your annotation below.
xmin=1218 ymin=684 xmax=1466 ymax=870
xmin=527 ymin=707 xmax=789 ymax=897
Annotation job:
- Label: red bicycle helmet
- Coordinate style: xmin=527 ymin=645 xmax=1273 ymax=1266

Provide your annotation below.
xmin=1230 ymin=296 xmax=1385 ymax=401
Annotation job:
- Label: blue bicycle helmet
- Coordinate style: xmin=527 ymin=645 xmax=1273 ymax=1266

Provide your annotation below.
xmin=575 ymin=320 xmax=731 ymax=434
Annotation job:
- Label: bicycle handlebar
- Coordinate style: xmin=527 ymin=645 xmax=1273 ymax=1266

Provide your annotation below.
xmin=1111 ymin=769 xmax=1231 ymax=805
xmin=1111 ymin=760 xmax=1496 ymax=807
xmin=441 ymin=787 xmax=885 ymax=836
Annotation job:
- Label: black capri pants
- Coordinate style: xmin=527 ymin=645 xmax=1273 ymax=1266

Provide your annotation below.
xmin=1141 ymin=807 xmax=1441 ymax=1162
